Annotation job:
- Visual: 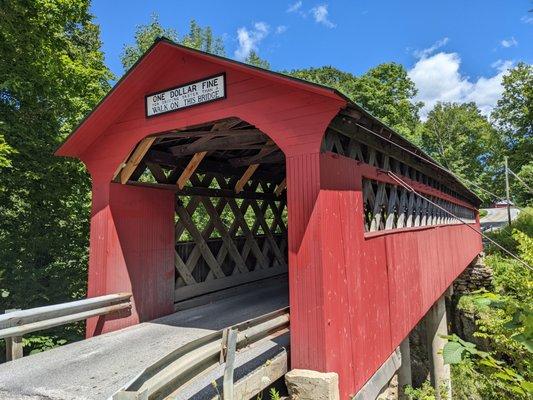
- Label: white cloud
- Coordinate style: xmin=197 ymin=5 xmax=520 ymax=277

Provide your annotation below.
xmin=287 ymin=1 xmax=302 ymax=13
xmin=311 ymin=4 xmax=336 ymax=28
xmin=521 ymin=14 xmax=533 ymax=24
xmin=413 ymin=37 xmax=449 ymax=59
xmin=234 ymin=22 xmax=270 ymax=60
xmin=275 ymin=25 xmax=288 ymax=34
xmin=500 ymin=37 xmax=518 ymax=48
xmin=408 ymin=49 xmax=513 ymax=118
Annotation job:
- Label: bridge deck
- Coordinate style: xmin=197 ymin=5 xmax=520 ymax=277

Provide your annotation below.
xmin=0 ymin=277 xmax=288 ymax=400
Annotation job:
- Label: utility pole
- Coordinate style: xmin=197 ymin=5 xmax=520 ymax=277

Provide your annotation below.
xmin=504 ymin=156 xmax=512 ymax=226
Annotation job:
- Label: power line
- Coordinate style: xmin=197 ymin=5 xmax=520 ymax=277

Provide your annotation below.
xmin=388 ymin=171 xmax=532 ymax=272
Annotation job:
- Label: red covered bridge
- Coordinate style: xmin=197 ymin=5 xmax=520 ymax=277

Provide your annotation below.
xmin=53 ymin=39 xmax=481 ymax=398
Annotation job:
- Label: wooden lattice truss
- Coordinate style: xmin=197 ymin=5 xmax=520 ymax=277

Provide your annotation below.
xmin=113 ymin=117 xmax=288 ymax=302
xmin=323 ymin=111 xmax=476 ymax=232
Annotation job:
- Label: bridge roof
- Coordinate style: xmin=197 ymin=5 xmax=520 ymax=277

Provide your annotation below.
xmin=56 ymin=38 xmax=480 ymax=205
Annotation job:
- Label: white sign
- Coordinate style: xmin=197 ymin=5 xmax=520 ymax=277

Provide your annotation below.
xmin=145 ymin=74 xmax=226 ymax=117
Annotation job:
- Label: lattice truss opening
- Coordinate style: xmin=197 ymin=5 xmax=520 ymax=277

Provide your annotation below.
xmin=322 ymin=111 xmax=477 ymax=232
xmin=114 ymin=117 xmax=288 ymax=301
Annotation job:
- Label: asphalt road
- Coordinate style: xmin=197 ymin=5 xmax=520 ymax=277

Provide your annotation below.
xmin=480 ymin=207 xmax=520 ymax=231
xmin=0 ymin=277 xmax=289 ymax=400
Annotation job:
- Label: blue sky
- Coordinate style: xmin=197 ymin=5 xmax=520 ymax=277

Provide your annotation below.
xmin=91 ymin=0 xmax=532 ymax=117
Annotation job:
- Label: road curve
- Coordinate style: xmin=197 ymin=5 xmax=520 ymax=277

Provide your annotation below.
xmin=480 ymin=207 xmax=520 ymax=231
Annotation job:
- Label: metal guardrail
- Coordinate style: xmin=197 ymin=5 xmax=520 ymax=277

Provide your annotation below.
xmin=1 ymin=292 xmax=132 ymax=361
xmin=112 ymin=307 xmax=290 ymax=400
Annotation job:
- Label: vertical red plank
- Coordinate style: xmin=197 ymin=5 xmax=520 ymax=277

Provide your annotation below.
xmin=287 ymin=152 xmax=327 ymax=371
xmin=86 ymin=183 xmax=175 ymax=337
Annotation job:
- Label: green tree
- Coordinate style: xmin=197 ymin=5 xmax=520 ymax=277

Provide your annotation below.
xmin=510 ymin=162 xmax=533 ymax=207
xmin=181 ymin=20 xmax=225 ymax=57
xmin=121 ymin=14 xmax=178 ymax=71
xmin=491 ymin=63 xmax=533 ymax=173
xmin=285 ymin=64 xmax=422 ymax=140
xmin=244 ymin=50 xmax=271 ymax=70
xmin=354 ymin=63 xmax=423 ymax=138
xmin=0 ymin=0 xmax=111 ymax=327
xmin=421 ymin=102 xmax=499 ymax=203
xmin=0 ymin=133 xmax=13 ymax=168
xmin=121 ymin=16 xmax=225 ymax=71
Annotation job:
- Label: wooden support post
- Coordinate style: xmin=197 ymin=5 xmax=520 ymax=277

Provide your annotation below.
xmin=119 ymin=137 xmax=156 ymax=184
xmin=177 ymin=151 xmax=207 ymax=189
xmin=235 ymin=164 xmax=259 ymax=193
xmin=274 ymin=178 xmax=286 ymax=197
xmin=425 ymin=294 xmax=451 ymax=400
xmin=5 ymin=309 xmax=23 ymax=361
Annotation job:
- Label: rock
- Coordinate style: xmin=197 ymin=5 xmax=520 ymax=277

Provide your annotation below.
xmin=285 ymin=369 xmax=340 ymax=400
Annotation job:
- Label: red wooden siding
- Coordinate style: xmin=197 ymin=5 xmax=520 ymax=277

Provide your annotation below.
xmin=86 ymin=183 xmax=175 ymax=336
xmin=313 ymin=153 xmax=481 ymax=397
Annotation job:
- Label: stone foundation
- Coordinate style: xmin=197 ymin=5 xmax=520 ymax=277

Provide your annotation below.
xmin=453 ymin=254 xmax=492 ymax=295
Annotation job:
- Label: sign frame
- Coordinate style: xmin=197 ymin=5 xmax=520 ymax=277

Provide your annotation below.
xmin=144 ymin=72 xmax=227 ymax=118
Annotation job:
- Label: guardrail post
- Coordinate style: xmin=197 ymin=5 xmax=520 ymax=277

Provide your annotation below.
xmin=222 ymin=328 xmax=237 ymax=400
xmin=5 ymin=309 xmax=23 ymax=361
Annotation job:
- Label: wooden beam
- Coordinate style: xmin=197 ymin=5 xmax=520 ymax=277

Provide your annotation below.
xmin=235 ymin=164 xmax=259 ymax=193
xmin=119 ymin=137 xmax=156 ymax=184
xmin=229 ymin=148 xmax=283 ymax=167
xmin=127 ymin=181 xmax=283 ymax=200
xmin=274 ymin=178 xmax=286 ymax=197
xmin=146 ymin=162 xmax=167 ymax=183
xmin=146 ymin=150 xmax=283 ymax=182
xmin=169 ymin=132 xmax=266 ymax=157
xmin=353 ymin=347 xmax=402 ymax=400
xmin=176 ymin=151 xmax=207 ymax=189
xmin=158 ymin=128 xmax=261 ymax=140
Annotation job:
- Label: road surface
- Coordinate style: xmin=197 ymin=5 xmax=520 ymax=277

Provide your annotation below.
xmin=479 ymin=207 xmax=520 ymax=231
xmin=0 ymin=277 xmax=289 ymax=400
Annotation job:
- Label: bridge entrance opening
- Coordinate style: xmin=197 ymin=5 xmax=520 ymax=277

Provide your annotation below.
xmin=117 ymin=116 xmax=288 ymax=306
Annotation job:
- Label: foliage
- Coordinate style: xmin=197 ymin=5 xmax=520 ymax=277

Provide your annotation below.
xmin=443 ymin=333 xmax=532 ymax=397
xmin=479 ymin=209 xmax=488 ymax=218
xmin=0 ymin=133 xmax=14 ymax=167
xmin=485 ymin=208 xmax=533 ymax=256
xmin=451 ymin=358 xmax=497 ymax=400
xmin=254 ymin=387 xmax=282 ymax=400
xmin=120 ymin=14 xmax=178 ymax=70
xmin=180 ymin=20 xmax=225 ymax=57
xmin=0 ymin=0 xmax=112 ymax=348
xmin=354 ymin=63 xmax=423 ymax=138
xmin=245 ymin=50 xmax=271 ymax=70
xmin=268 ymin=388 xmax=282 ymax=400
xmin=420 ymin=102 xmax=500 ymax=203
xmin=121 ymin=16 xmax=225 ymax=71
xmin=450 ymin=215 xmax=533 ymax=399
xmin=511 ymin=162 xmax=533 ymax=207
xmin=491 ymin=63 xmax=533 ymax=174
xmin=404 ymin=381 xmax=437 ymax=400
xmin=285 ymin=64 xmax=422 ymax=140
